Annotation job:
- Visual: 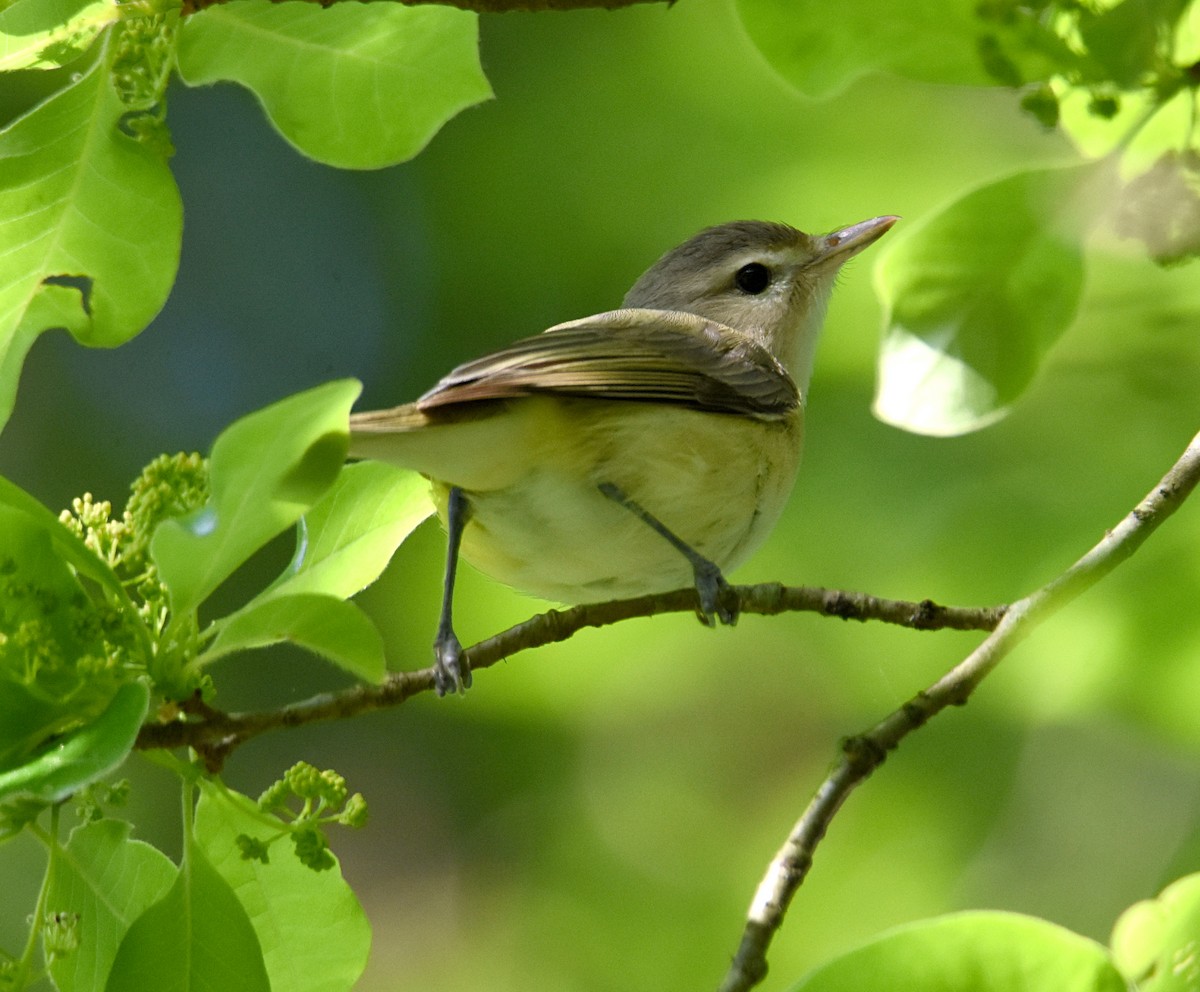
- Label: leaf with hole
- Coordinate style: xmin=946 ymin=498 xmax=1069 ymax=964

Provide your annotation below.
xmin=0 ymin=49 xmax=181 ymax=434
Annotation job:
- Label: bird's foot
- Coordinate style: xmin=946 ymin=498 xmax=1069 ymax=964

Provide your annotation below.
xmin=693 ymin=559 xmax=739 ymax=627
xmin=433 ymin=628 xmax=472 ymax=696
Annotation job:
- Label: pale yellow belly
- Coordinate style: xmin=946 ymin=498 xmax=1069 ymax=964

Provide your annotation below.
xmin=427 ymin=398 xmax=804 ymax=604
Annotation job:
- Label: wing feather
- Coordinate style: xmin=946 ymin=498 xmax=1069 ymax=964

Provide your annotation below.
xmin=415 ymin=308 xmax=799 ymax=418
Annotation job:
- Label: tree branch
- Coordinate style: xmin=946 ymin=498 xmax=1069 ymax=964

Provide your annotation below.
xmin=135 ymin=587 xmax=1001 ymax=768
xmin=716 ymin=428 xmax=1200 ymax=992
xmin=180 ymin=0 xmax=668 ymax=17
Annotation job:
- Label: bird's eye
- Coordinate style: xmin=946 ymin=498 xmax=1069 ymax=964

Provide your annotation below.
xmin=734 ymin=262 xmax=771 ymax=295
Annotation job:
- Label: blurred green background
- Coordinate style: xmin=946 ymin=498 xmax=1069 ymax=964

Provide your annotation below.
xmin=3 ymin=0 xmax=1200 ymax=989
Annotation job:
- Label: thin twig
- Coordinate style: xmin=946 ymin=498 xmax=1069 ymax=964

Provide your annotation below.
xmin=716 ymin=428 xmax=1200 ymax=992
xmin=180 ymin=0 xmax=667 ymax=16
xmin=135 ymin=586 xmax=1002 ymax=765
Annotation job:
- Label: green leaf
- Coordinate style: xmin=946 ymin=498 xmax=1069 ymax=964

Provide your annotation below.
xmin=193 ymin=462 xmax=428 ymax=679
xmin=1077 ymin=0 xmax=1192 ymax=89
xmin=0 ymin=49 xmax=181 ymax=433
xmin=151 ymin=379 xmax=361 ymax=618
xmin=789 ymin=910 xmax=1125 ymax=992
xmin=0 ymin=682 xmax=78 ymax=777
xmin=195 ymin=781 xmax=370 ymax=992
xmin=200 ymin=593 xmax=386 ymax=682
xmin=0 ymin=0 xmax=116 ymax=71
xmin=46 ymin=818 xmax=177 ymax=992
xmin=1110 ymin=872 xmax=1200 ymax=990
xmin=0 ymin=681 xmax=149 ymax=804
xmin=874 ymin=165 xmax=1101 ymax=436
xmin=175 ymin=1 xmax=492 ymax=169
xmin=734 ymin=0 xmax=992 ymax=97
xmin=0 ymin=504 xmax=133 ymax=768
xmin=269 ymin=460 xmax=432 ymax=602
xmin=105 ymin=838 xmax=270 ymax=992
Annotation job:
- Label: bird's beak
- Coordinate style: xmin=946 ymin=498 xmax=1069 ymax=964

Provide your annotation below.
xmin=812 ymin=215 xmax=899 ymax=269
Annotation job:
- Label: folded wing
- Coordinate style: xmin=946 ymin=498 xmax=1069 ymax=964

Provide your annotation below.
xmin=412 ymin=308 xmax=799 ymax=419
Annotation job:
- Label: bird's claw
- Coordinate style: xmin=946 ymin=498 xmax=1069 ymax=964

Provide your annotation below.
xmin=693 ymin=559 xmax=739 ymax=626
xmin=433 ymin=630 xmax=472 ymax=696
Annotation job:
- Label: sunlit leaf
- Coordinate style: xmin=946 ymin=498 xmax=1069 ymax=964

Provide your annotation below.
xmin=200 ymin=593 xmax=386 ymax=682
xmin=0 ymin=50 xmax=181 ymax=433
xmin=269 ymin=460 xmax=432 ymax=602
xmin=1059 ymin=85 xmax=1195 ymax=174
xmin=176 ymin=1 xmax=493 ymax=169
xmin=195 ymin=781 xmax=370 ymax=992
xmin=151 ymin=379 xmax=361 ymax=618
xmin=192 ymin=461 xmax=427 ymax=679
xmin=873 ymin=165 xmax=1102 ymax=436
xmin=0 ymin=0 xmax=116 ymax=71
xmin=47 ymin=819 xmax=177 ymax=992
xmin=1110 ymin=872 xmax=1200 ymax=990
xmin=789 ymin=911 xmax=1125 ymax=992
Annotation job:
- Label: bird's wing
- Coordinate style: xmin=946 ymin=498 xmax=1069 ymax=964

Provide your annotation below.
xmin=413 ymin=308 xmax=799 ymax=418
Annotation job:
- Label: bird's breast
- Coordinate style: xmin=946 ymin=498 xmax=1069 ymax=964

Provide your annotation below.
xmin=429 ymin=397 xmax=804 ymax=604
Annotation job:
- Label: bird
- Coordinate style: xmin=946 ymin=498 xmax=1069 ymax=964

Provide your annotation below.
xmin=349 ymin=216 xmax=896 ymax=694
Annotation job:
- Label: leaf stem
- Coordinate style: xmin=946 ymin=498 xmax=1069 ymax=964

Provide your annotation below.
xmin=12 ymin=805 xmax=60 ymax=990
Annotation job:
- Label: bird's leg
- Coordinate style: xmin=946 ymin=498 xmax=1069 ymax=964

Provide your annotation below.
xmin=433 ymin=486 xmax=473 ymax=695
xmin=597 ymin=481 xmax=739 ymax=625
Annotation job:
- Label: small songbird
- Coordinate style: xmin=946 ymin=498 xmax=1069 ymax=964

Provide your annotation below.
xmin=350 ymin=217 xmax=896 ymax=694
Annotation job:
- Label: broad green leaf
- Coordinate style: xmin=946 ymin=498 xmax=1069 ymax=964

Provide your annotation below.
xmin=1111 ymin=872 xmax=1200 ymax=990
xmin=735 ymin=0 xmax=992 ymax=97
xmin=0 ymin=50 xmax=181 ymax=433
xmin=195 ymin=781 xmax=370 ymax=992
xmin=268 ymin=460 xmax=432 ymax=602
xmin=788 ymin=911 xmax=1125 ymax=992
xmin=0 ymin=681 xmax=148 ymax=803
xmin=200 ymin=593 xmax=386 ymax=681
xmin=176 ymin=1 xmax=492 ymax=169
xmin=46 ymin=819 xmax=177 ymax=992
xmin=105 ymin=839 xmax=270 ymax=992
xmin=151 ymin=379 xmax=361 ymax=618
xmin=0 ymin=0 xmax=117 ymax=71
xmin=874 ymin=165 xmax=1100 ymax=436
